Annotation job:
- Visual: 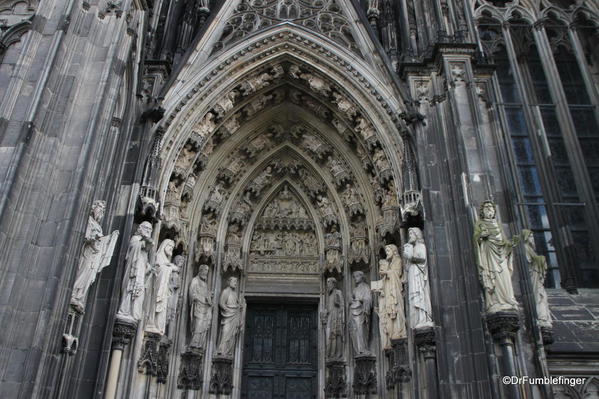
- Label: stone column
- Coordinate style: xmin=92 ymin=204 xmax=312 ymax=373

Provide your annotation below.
xmin=104 ymin=320 xmax=137 ymax=399
xmin=486 ymin=312 xmax=521 ymax=399
xmin=415 ymin=327 xmax=438 ymax=399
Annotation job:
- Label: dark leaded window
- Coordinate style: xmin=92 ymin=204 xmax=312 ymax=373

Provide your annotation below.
xmin=480 ymin=18 xmax=599 ymax=288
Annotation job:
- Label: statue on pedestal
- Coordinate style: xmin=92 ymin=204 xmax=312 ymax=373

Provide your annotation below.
xmin=70 ymin=200 xmax=119 ymax=312
xmin=216 ymin=277 xmax=245 ymax=357
xmin=349 ymin=271 xmax=372 ymax=356
xmin=189 ymin=264 xmax=213 ymax=350
xmin=323 ymin=277 xmax=345 ymax=360
xmin=147 ymin=239 xmax=179 ymax=335
xmin=522 ymin=230 xmax=552 ymax=328
xmin=117 ymin=221 xmax=154 ymax=323
xmin=404 ymin=228 xmax=434 ymax=330
xmin=473 ymin=201 xmax=519 ymax=314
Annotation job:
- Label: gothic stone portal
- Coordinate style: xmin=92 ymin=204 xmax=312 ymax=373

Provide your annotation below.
xmin=242 ymin=303 xmax=318 ymax=399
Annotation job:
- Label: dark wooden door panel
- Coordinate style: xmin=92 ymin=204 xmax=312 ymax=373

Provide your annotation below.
xmin=242 ymin=304 xmax=317 ymax=399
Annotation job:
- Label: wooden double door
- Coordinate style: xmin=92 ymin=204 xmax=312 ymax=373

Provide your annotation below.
xmin=241 ymin=303 xmax=318 ymax=399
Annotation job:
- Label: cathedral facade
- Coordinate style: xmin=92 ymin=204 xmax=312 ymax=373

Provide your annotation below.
xmin=0 ymin=0 xmax=598 ymax=398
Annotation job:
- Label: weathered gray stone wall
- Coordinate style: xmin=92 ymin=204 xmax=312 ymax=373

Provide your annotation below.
xmin=0 ymin=1 xmax=151 ymax=397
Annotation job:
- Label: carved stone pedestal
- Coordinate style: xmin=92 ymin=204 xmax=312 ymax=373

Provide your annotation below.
xmin=105 ymin=319 xmax=138 ymax=399
xmin=177 ymin=349 xmax=204 ymax=390
xmin=62 ymin=306 xmax=83 ymax=355
xmin=138 ymin=332 xmax=161 ymax=376
xmin=386 ymin=338 xmax=411 ymax=389
xmin=415 ymin=327 xmax=438 ymax=399
xmin=353 ymin=355 xmax=377 ymax=395
xmin=209 ymin=356 xmax=233 ymax=395
xmin=157 ymin=340 xmax=171 ymax=384
xmin=541 ymin=326 xmax=554 ymax=346
xmin=112 ymin=318 xmax=137 ymax=349
xmin=325 ymin=360 xmax=347 ymax=398
xmin=486 ymin=311 xmax=521 ymax=399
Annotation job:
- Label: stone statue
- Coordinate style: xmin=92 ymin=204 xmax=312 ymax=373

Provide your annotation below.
xmin=216 ymin=277 xmax=245 ymax=357
xmin=372 ymin=245 xmax=407 ymax=349
xmin=189 ymin=264 xmax=213 ymax=349
xmin=116 ymin=221 xmax=154 ymax=323
xmin=70 ymin=200 xmax=119 ymax=312
xmin=325 ymin=226 xmax=343 ymax=274
xmin=372 ymin=260 xmax=390 ymax=350
xmin=147 ymin=239 xmax=179 ymax=335
xmin=323 ymin=277 xmax=345 ymax=360
xmin=349 ymin=271 xmax=372 ymax=356
xmin=404 ymin=228 xmax=434 ymax=330
xmin=473 ymin=201 xmax=519 ymax=314
xmin=167 ymin=255 xmax=185 ymax=330
xmin=523 ymin=230 xmax=552 ymax=328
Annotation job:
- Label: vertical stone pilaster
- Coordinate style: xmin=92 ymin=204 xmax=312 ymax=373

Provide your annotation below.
xmin=486 ymin=312 xmax=521 ymax=399
xmin=414 ymin=327 xmax=438 ymax=399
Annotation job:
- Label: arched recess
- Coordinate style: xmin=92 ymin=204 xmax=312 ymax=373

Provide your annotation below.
xmin=127 ymin=17 xmax=423 ymax=399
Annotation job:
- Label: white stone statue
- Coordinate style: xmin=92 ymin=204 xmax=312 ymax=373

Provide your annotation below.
xmin=189 ymin=264 xmax=213 ymax=349
xmin=473 ymin=201 xmax=519 ymax=314
xmin=70 ymin=200 xmax=119 ymax=312
xmin=147 ymin=239 xmax=179 ymax=335
xmin=216 ymin=277 xmax=245 ymax=357
xmin=323 ymin=277 xmax=345 ymax=361
xmin=349 ymin=271 xmax=372 ymax=356
xmin=116 ymin=221 xmax=154 ymax=323
xmin=523 ymin=230 xmax=552 ymax=328
xmin=404 ymin=228 xmax=434 ymax=330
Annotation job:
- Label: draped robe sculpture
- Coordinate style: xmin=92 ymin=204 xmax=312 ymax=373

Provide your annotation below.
xmin=216 ymin=277 xmax=244 ymax=357
xmin=189 ymin=264 xmax=213 ymax=349
xmin=404 ymin=228 xmax=434 ymax=329
xmin=324 ymin=277 xmax=345 ymax=360
xmin=372 ymin=245 xmax=407 ymax=349
xmin=147 ymin=239 xmax=179 ymax=335
xmin=523 ymin=230 xmax=552 ymax=327
xmin=117 ymin=221 xmax=153 ymax=323
xmin=349 ymin=271 xmax=372 ymax=356
xmin=473 ymin=201 xmax=519 ymax=314
xmin=70 ymin=200 xmax=119 ymax=312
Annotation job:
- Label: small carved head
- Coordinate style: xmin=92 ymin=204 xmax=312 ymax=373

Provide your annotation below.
xmin=198 ymin=264 xmax=209 ymax=279
xmin=158 ymin=239 xmax=175 ymax=258
xmin=379 ymin=259 xmax=389 ymax=272
xmin=384 ymin=244 xmax=399 ymax=260
xmin=90 ymin=200 xmax=106 ymax=222
xmin=228 ymin=276 xmax=238 ymax=289
xmin=408 ymin=227 xmax=424 ymax=244
xmin=522 ymin=229 xmax=535 ymax=247
xmin=479 ymin=201 xmax=496 ymax=220
xmin=137 ymin=221 xmax=153 ymax=238
xmin=352 ymin=270 xmax=365 ymax=284
xmin=174 ymin=255 xmax=186 ymax=268
xmin=326 ymin=277 xmax=337 ymax=291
